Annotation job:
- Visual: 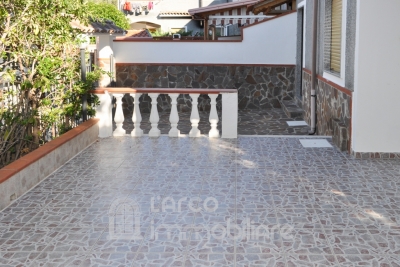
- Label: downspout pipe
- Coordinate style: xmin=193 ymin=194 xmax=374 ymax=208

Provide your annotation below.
xmin=309 ymin=0 xmax=318 ymax=135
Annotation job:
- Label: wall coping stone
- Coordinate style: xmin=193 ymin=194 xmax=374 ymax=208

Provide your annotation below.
xmin=0 ymin=118 xmax=99 ymax=184
xmin=90 ymin=88 xmax=238 ymax=94
xmin=303 ymin=68 xmax=353 ymax=97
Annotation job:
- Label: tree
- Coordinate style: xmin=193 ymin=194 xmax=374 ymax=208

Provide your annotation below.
xmin=0 ymin=0 xmax=102 ymax=167
xmin=87 ymin=2 xmax=130 ymax=30
xmin=90 ymin=0 xmax=119 ymax=8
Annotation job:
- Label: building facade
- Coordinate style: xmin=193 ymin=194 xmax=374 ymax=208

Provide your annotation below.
xmin=297 ymin=0 xmax=400 ymax=157
xmin=121 ymin=0 xmax=235 ymax=33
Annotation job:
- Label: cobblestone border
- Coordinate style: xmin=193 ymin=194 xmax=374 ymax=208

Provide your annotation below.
xmin=351 ymin=151 xmax=400 ymax=159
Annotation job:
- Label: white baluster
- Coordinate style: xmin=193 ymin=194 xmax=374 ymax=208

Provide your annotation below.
xmin=131 ymin=93 xmax=143 ymax=137
xmin=168 ymin=93 xmax=180 ymax=137
xmin=189 ymin=93 xmax=201 ymax=137
xmin=221 ymin=92 xmax=238 ymax=138
xmin=113 ymin=94 xmax=125 ymax=136
xmin=148 ymin=93 xmax=160 ymax=137
xmin=208 ymin=94 xmax=220 ymax=138
xmin=96 ymin=90 xmax=113 ymax=138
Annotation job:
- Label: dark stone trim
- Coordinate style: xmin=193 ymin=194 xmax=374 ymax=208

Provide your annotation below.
xmin=116 ymin=63 xmax=296 ymax=68
xmin=303 ymin=68 xmax=352 ymax=96
xmin=351 ymin=151 xmax=400 ymax=160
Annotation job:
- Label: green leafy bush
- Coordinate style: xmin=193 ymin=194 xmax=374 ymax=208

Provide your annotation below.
xmin=0 ymin=0 xmax=104 ymax=167
xmin=87 ymin=2 xmax=130 ymax=30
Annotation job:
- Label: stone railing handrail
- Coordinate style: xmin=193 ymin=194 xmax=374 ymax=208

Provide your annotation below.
xmin=91 ymin=87 xmax=238 ymax=139
xmin=90 ymin=88 xmax=237 ymax=94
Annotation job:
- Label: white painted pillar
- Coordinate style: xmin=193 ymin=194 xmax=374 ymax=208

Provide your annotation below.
xmin=113 ymin=94 xmax=125 ymax=136
xmin=168 ymin=93 xmax=180 ymax=137
xmin=97 ymin=35 xmax=116 ymax=87
xmin=95 ymin=91 xmax=113 ymax=138
xmin=221 ymin=93 xmax=238 ymax=138
xmin=208 ymin=94 xmax=220 ymax=138
xmin=148 ymin=93 xmax=160 ymax=137
xmin=189 ymin=93 xmax=201 ymax=137
xmin=131 ymin=93 xmax=143 ymax=137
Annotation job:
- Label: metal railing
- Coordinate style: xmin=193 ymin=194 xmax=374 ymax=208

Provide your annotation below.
xmin=0 ymin=51 xmax=97 ymax=167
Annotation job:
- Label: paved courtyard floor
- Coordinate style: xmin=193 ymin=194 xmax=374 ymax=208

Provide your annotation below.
xmin=122 ymin=109 xmax=310 ymax=136
xmin=1 ymin=137 xmax=400 ymax=266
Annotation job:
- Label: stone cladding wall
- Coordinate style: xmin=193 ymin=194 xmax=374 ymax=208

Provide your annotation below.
xmin=116 ymin=64 xmax=295 ymax=113
xmin=302 ymin=71 xmax=352 ymax=151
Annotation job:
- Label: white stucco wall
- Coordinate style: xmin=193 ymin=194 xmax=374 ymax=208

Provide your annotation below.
xmin=113 ymin=12 xmax=297 ymax=64
xmin=98 ymin=35 xmax=115 ymax=58
xmin=352 ymin=0 xmax=400 ymax=153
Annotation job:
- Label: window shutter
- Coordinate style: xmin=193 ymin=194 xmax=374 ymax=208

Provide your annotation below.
xmin=330 ymin=0 xmax=342 ymax=73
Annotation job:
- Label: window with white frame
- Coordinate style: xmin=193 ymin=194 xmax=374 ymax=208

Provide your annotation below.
xmin=330 ymin=0 xmax=342 ymax=73
xmin=323 ymin=0 xmax=347 ymax=86
xmin=216 ymin=25 xmax=228 ymax=37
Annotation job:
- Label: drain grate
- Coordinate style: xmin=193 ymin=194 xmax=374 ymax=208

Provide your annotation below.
xmin=299 ymin=139 xmax=333 ymax=148
xmin=286 ymin=121 xmax=308 ymax=127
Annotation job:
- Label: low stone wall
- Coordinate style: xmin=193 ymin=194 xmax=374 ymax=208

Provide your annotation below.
xmin=351 ymin=151 xmax=400 ymax=159
xmin=0 ymin=119 xmax=99 ymax=210
xmin=302 ymin=71 xmax=352 ymax=151
xmin=116 ymin=64 xmax=296 ymax=112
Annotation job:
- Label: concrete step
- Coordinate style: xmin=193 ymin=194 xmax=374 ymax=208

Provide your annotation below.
xmin=281 ymin=100 xmax=304 ymax=119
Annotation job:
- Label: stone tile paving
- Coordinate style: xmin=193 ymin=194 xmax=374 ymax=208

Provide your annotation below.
xmin=1 ymin=137 xmax=400 ymax=266
xmin=121 ymin=108 xmax=310 ymax=136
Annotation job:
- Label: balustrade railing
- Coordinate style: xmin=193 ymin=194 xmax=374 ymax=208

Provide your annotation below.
xmin=92 ymin=88 xmax=238 ymax=138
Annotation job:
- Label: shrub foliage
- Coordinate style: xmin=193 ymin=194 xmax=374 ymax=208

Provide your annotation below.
xmin=0 ymin=0 xmax=104 ymax=167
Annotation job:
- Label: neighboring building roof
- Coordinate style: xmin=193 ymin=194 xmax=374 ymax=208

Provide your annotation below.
xmin=159 ymin=11 xmax=192 ymax=18
xmin=251 ymin=0 xmax=294 ymax=15
xmin=188 ymin=0 xmax=258 ymax=16
xmin=189 ymin=0 xmax=268 ymax=27
xmin=116 ymin=29 xmax=153 ymax=41
xmin=189 ymin=0 xmax=293 ymax=18
xmin=71 ymin=19 xmax=126 ymax=34
xmin=125 ymin=29 xmax=153 ymax=38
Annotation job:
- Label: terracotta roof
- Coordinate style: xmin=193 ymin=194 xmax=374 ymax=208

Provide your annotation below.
xmin=71 ymin=19 xmax=126 ymax=34
xmin=251 ymin=0 xmax=292 ymax=15
xmin=188 ymin=0 xmax=258 ymax=16
xmin=125 ymin=29 xmax=152 ymax=38
xmin=159 ymin=11 xmax=192 ymax=17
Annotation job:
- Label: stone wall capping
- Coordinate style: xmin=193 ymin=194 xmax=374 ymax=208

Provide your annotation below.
xmin=0 ymin=118 xmax=99 ymax=184
xmin=90 ymin=88 xmax=237 ymax=94
xmin=0 ymin=118 xmax=99 ymax=209
xmin=116 ymin=63 xmax=297 ymax=67
xmin=303 ymin=68 xmax=352 ymax=97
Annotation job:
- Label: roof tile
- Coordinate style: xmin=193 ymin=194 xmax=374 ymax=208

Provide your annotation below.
xmin=71 ymin=19 xmax=126 ymax=34
xmin=125 ymin=29 xmax=152 ymax=38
